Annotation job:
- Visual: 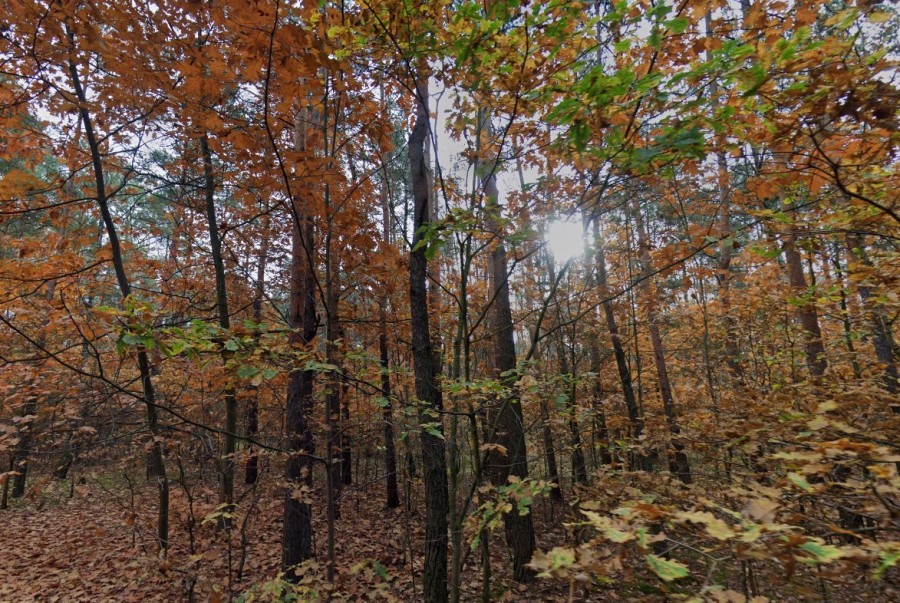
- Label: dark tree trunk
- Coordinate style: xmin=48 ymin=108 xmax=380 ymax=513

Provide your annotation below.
xmin=847 ymin=235 xmax=898 ymax=397
xmin=378 ymin=144 xmax=400 ymax=509
xmin=9 ymin=397 xmax=36 ymax=498
xmin=539 ymin=398 xmax=563 ymax=501
xmin=65 ymin=26 xmax=169 ymax=551
xmin=324 ymin=237 xmax=343 ymax=520
xmin=282 ymin=105 xmax=319 ymax=580
xmin=246 ymin=215 xmax=269 ymax=485
xmin=482 ymin=172 xmax=536 ymax=583
xmin=282 ymin=214 xmax=317 ymax=578
xmin=559 ymin=350 xmax=588 ymax=486
xmin=340 ymin=378 xmax=352 ymax=486
xmin=784 ymin=236 xmax=827 ymax=378
xmin=586 ymin=220 xmax=612 ymax=466
xmin=595 ymin=229 xmax=651 ymax=472
xmin=200 ymin=134 xmax=237 ymax=519
xmin=831 ymin=243 xmax=862 ymax=379
xmin=631 ymin=196 xmax=691 ymax=483
xmin=409 ymin=75 xmax=449 ymax=603
xmin=380 ymin=308 xmax=400 ymax=509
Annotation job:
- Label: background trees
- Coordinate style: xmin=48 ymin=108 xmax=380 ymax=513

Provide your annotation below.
xmin=0 ymin=0 xmax=897 ymax=600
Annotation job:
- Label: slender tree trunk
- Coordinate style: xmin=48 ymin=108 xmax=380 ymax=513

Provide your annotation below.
xmin=847 ymin=235 xmax=898 ymax=397
xmin=200 ymin=134 xmax=237 ymax=520
xmin=324 ymin=207 xmax=343 ymax=520
xmin=246 ymin=214 xmax=270 ymax=485
xmin=379 ymin=308 xmax=400 ymax=508
xmin=482 ymin=171 xmax=536 ymax=583
xmin=539 ymin=396 xmax=563 ymax=500
xmin=65 ymin=24 xmax=169 ymax=551
xmin=409 ymin=75 xmax=449 ymax=603
xmin=9 ymin=395 xmax=37 ymax=498
xmin=557 ymin=343 xmax=588 ymax=486
xmin=595 ymin=225 xmax=651 ymax=471
xmin=631 ymin=197 xmax=691 ymax=483
xmin=784 ymin=236 xmax=827 ymax=378
xmin=586 ymin=220 xmax=612 ymax=466
xmin=282 ymin=105 xmax=318 ymax=580
xmin=706 ymin=13 xmax=745 ymax=387
xmin=831 ymin=243 xmax=862 ymax=379
xmin=377 ymin=85 xmax=400 ymax=510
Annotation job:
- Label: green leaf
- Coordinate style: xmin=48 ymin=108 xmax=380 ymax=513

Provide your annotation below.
xmin=548 ymin=547 xmax=575 ymax=569
xmin=664 ymin=17 xmax=689 ymax=34
xmin=374 ymin=561 xmax=389 ymax=580
xmin=787 ymin=472 xmax=814 ymax=493
xmin=876 ymin=546 xmax=900 ymax=579
xmin=646 ymin=554 xmax=689 ymax=581
xmin=421 ymin=422 xmax=444 ymax=439
xmin=237 ymin=365 xmax=261 ymax=379
xmin=799 ymin=540 xmax=844 ymax=564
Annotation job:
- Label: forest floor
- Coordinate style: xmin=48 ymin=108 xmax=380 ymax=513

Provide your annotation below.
xmin=0 ymin=469 xmax=580 ymax=602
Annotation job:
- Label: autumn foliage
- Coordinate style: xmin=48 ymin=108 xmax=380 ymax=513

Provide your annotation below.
xmin=0 ymin=0 xmax=898 ymax=601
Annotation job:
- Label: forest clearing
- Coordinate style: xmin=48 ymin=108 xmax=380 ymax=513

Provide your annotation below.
xmin=0 ymin=0 xmax=898 ymax=601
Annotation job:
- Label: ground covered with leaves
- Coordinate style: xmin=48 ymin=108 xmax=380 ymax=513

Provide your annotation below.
xmin=0 ymin=469 xmax=574 ymax=602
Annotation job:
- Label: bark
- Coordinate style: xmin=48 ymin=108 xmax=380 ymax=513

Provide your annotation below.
xmin=831 ymin=243 xmax=862 ymax=379
xmin=282 ymin=106 xmax=318 ymax=580
xmin=539 ymin=397 xmax=563 ymax=500
xmin=200 ymin=134 xmax=237 ymax=520
xmin=378 ymin=154 xmax=400 ymax=509
xmin=586 ymin=220 xmax=612 ymax=466
xmin=246 ymin=214 xmax=270 ymax=485
xmin=706 ymin=13 xmax=745 ymax=387
xmin=557 ymin=345 xmax=588 ymax=486
xmin=631 ymin=197 xmax=691 ymax=483
xmin=595 ymin=226 xmax=651 ymax=471
xmin=482 ymin=172 xmax=536 ymax=583
xmin=65 ymin=25 xmax=169 ymax=551
xmin=846 ymin=235 xmax=898 ymax=397
xmin=784 ymin=236 xmax=827 ymax=378
xmin=9 ymin=396 xmax=37 ymax=498
xmin=378 ymin=85 xmax=400 ymax=510
xmin=409 ymin=75 xmax=449 ymax=603
xmin=379 ymin=308 xmax=400 ymax=508
xmin=324 ymin=212 xmax=343 ymax=519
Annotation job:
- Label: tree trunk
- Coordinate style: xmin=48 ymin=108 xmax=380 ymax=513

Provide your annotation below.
xmin=586 ymin=220 xmax=612 ymax=467
xmin=408 ymin=75 xmax=449 ymax=603
xmin=379 ymin=307 xmax=400 ymax=508
xmin=631 ymin=197 xmax=691 ymax=484
xmin=784 ymin=236 xmax=827 ymax=378
xmin=246 ymin=214 xmax=270 ymax=485
xmin=199 ymin=134 xmax=237 ymax=520
xmin=378 ymin=85 xmax=400 ymax=510
xmin=282 ymin=105 xmax=318 ymax=580
xmin=557 ymin=344 xmax=588 ymax=486
xmin=65 ymin=25 xmax=169 ymax=551
xmin=9 ymin=396 xmax=37 ymax=498
xmin=847 ymin=235 xmax=898 ymax=397
xmin=539 ymin=397 xmax=563 ymax=500
xmin=831 ymin=242 xmax=862 ymax=379
xmin=324 ymin=208 xmax=343 ymax=520
xmin=482 ymin=171 xmax=536 ymax=583
xmin=595 ymin=225 xmax=651 ymax=472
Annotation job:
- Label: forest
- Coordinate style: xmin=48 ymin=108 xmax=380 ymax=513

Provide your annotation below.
xmin=0 ymin=0 xmax=897 ymax=601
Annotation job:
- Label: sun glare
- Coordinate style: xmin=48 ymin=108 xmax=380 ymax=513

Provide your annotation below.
xmin=545 ymin=219 xmax=584 ymax=262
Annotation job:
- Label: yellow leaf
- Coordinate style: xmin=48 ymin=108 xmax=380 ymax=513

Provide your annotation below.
xmin=677 ymin=511 xmax=737 ymax=540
